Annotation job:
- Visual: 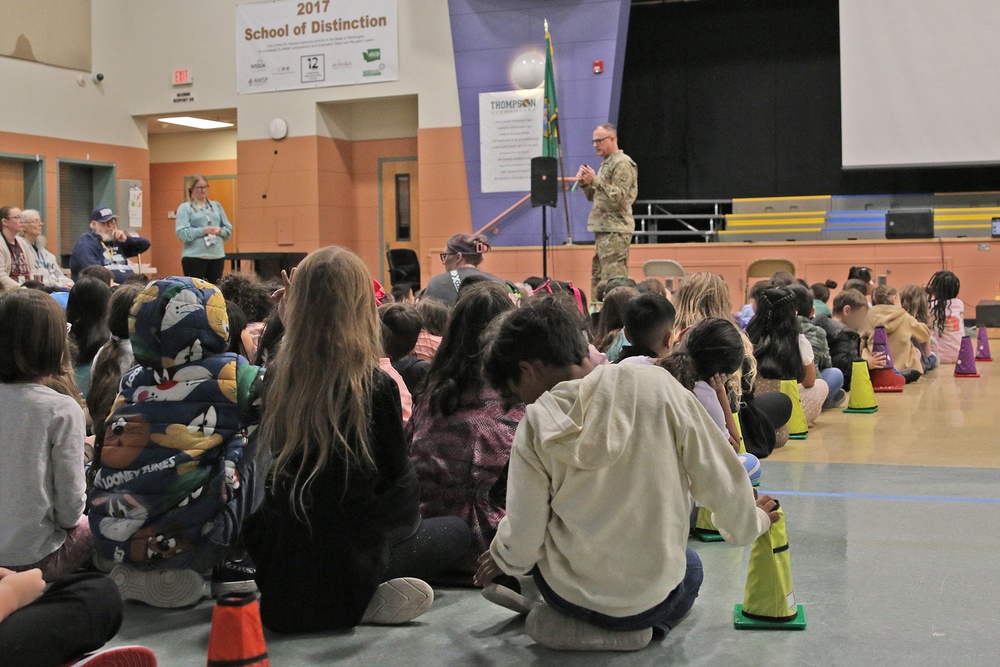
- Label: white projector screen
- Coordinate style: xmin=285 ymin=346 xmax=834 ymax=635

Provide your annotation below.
xmin=840 ymin=0 xmax=1000 ymax=168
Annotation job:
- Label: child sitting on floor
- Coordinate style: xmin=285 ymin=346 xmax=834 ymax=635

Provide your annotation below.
xmin=88 ymin=277 xmax=263 ymax=608
xmin=617 ymin=292 xmax=675 ymax=364
xmin=791 ymin=284 xmax=845 ymax=408
xmin=474 ymin=298 xmax=778 ymax=652
xmin=737 ymin=279 xmax=772 ymax=329
xmin=660 ymin=317 xmax=745 ymax=453
xmin=0 ymin=290 xmax=92 ymax=582
xmin=811 ymin=280 xmax=837 ymax=318
xmin=926 ymin=270 xmax=964 ymax=364
xmin=900 ymin=283 xmax=938 ymax=373
xmin=748 ymin=287 xmax=828 ymax=426
xmin=379 ymin=302 xmax=430 ymax=395
xmin=814 ymin=289 xmax=886 ymax=391
xmin=859 ymin=285 xmax=930 ymax=383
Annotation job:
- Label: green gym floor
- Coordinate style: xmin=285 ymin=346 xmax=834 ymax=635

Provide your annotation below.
xmin=105 ymin=359 xmax=1000 ymax=666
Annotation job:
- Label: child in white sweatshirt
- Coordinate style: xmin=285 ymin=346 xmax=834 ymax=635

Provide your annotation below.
xmin=474 ymin=297 xmax=779 ymax=652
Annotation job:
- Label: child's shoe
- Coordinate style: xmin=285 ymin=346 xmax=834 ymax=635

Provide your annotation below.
xmin=111 ymin=565 xmax=205 ymax=608
xmin=361 ymin=577 xmax=433 ymax=624
xmin=525 ymin=604 xmax=652 ymax=652
xmin=66 ymin=645 xmax=158 ymax=666
xmin=211 ymin=553 xmax=258 ymax=598
xmin=482 ymin=575 xmax=542 ymax=615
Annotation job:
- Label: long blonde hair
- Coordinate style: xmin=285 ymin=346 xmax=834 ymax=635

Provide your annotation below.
xmin=258 ymin=246 xmax=382 ymax=519
xmin=671 ymin=272 xmax=756 ymax=401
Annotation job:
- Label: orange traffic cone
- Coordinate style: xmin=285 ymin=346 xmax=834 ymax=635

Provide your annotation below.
xmin=207 ymin=593 xmax=269 ymax=667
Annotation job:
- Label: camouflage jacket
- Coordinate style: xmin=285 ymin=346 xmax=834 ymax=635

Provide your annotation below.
xmin=582 ymin=150 xmax=638 ymax=234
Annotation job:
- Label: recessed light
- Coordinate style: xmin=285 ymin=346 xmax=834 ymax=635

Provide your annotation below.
xmin=156 ymin=116 xmax=234 ymax=130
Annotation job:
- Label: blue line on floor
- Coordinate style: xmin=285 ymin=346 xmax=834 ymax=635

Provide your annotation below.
xmin=756 ymin=490 xmax=1000 ymax=504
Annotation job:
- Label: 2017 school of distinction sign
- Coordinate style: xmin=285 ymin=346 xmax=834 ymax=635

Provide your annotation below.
xmin=236 ymin=0 xmax=398 ymax=94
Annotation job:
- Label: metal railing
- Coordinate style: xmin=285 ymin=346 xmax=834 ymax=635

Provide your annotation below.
xmin=632 ymin=199 xmax=731 ymax=243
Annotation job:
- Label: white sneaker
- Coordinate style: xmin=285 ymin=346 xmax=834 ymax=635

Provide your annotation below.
xmin=361 ymin=577 xmax=433 ymax=625
xmin=111 ymin=565 xmax=205 ymax=608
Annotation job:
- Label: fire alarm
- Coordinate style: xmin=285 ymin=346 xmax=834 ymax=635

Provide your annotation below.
xmin=593 ymin=60 xmax=604 ymax=74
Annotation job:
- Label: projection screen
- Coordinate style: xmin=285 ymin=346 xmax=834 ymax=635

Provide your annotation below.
xmin=840 ymin=0 xmax=1000 ymax=168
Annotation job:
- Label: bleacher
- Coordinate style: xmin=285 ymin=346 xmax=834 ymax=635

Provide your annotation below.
xmin=710 ymin=192 xmax=1000 ymax=242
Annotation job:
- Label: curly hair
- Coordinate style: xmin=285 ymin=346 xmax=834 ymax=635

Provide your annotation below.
xmin=217 ymin=272 xmax=275 ymax=323
xmin=926 ymin=270 xmax=960 ymax=335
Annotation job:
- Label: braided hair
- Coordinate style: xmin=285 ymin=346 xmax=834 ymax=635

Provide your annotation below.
xmin=746 ymin=286 xmax=804 ymax=381
xmin=926 ymin=271 xmax=960 ymax=335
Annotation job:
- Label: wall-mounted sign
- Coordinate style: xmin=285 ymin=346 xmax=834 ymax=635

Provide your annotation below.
xmin=173 ymin=69 xmax=192 ymax=86
xmin=236 ymin=0 xmax=398 ymax=95
xmin=479 ymin=90 xmax=543 ymax=193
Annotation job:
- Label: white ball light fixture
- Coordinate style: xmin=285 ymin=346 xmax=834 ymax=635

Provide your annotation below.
xmin=510 ymin=50 xmax=545 ymax=90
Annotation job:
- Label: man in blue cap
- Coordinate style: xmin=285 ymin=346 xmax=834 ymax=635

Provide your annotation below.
xmin=70 ymin=206 xmax=151 ymax=283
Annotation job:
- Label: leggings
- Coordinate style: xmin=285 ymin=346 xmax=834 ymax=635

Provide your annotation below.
xmin=753 ymin=392 xmax=793 ymax=429
xmin=181 ymin=256 xmax=225 ymax=285
xmin=0 ymin=572 xmax=123 ymax=667
xmin=383 ymin=516 xmax=472 ymax=582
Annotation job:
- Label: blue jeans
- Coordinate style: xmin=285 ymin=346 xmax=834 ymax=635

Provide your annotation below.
xmin=533 ymin=547 xmax=704 ymax=636
xmin=820 ymin=366 xmax=844 ymax=408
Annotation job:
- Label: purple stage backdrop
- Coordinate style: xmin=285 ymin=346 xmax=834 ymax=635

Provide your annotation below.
xmin=448 ymin=0 xmax=632 ymax=247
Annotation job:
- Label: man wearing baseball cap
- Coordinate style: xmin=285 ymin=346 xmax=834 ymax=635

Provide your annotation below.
xmin=69 ymin=206 xmax=151 ymax=283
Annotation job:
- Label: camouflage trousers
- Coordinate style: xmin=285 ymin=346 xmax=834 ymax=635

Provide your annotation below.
xmin=591 ymin=231 xmax=631 ymax=297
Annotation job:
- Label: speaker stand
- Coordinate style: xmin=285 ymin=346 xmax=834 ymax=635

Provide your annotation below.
xmin=542 ymin=205 xmax=549 ymax=278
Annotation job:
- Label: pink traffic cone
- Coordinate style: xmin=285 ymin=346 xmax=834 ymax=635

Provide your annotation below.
xmin=871 ymin=326 xmax=894 ymax=369
xmin=955 ymin=336 xmax=980 ymax=378
xmin=976 ymin=327 xmax=992 ymax=362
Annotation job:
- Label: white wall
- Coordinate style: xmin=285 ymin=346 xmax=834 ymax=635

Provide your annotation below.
xmin=0 ymin=0 xmax=460 ymax=146
xmin=0 ymin=0 xmax=146 ymax=147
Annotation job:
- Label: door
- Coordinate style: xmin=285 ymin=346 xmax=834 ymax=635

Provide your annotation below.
xmin=379 ymin=158 xmax=419 ymax=285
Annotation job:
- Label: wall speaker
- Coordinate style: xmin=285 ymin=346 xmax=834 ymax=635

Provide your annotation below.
xmin=531 ymin=157 xmax=558 ymax=208
xmin=886 ymin=208 xmax=934 ymax=239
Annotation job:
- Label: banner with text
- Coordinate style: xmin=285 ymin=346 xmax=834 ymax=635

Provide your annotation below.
xmin=236 ymin=0 xmax=398 ymax=95
xmin=479 ymin=90 xmax=543 ymax=193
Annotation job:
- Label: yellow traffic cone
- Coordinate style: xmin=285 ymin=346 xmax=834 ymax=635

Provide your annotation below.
xmin=734 ymin=505 xmax=806 ymax=629
xmin=733 ymin=411 xmax=747 ymax=454
xmin=693 ymin=506 xmax=725 ymax=542
xmin=843 ymin=361 xmax=878 ymax=413
xmin=779 ymin=380 xmax=808 ymax=440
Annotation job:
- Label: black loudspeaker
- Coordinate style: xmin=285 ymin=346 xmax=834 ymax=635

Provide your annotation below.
xmin=531 ymin=157 xmax=558 ymax=208
xmin=886 ymin=208 xmax=934 ymax=239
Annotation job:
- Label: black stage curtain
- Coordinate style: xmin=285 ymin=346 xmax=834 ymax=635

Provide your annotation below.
xmin=619 ymin=0 xmax=1000 ymax=200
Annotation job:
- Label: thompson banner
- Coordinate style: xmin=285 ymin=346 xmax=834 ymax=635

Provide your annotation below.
xmin=236 ymin=0 xmax=398 ymax=95
xmin=479 ymin=90 xmax=544 ymax=193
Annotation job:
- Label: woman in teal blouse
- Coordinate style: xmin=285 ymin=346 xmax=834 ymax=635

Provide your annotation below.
xmin=175 ymin=174 xmax=233 ymax=284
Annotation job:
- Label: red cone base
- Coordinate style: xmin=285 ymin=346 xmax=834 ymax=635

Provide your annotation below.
xmin=870 ymin=368 xmax=904 ymax=393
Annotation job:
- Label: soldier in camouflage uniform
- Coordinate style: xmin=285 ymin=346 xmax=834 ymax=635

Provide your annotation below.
xmin=577 ymin=123 xmax=638 ymax=298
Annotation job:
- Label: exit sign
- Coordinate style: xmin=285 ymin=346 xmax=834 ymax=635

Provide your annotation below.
xmin=173 ymin=69 xmax=192 ymax=86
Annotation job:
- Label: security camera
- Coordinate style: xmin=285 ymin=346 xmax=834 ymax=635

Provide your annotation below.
xmin=93 ymin=73 xmax=104 ymax=83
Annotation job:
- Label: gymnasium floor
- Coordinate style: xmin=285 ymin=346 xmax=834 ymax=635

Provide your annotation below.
xmin=105 ymin=354 xmax=1000 ymax=666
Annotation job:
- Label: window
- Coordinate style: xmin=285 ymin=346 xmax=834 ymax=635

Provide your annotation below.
xmin=395 ymin=173 xmax=411 ymax=242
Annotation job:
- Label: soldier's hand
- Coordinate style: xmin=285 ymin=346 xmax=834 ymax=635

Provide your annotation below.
xmin=578 ymin=165 xmax=595 ymax=185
